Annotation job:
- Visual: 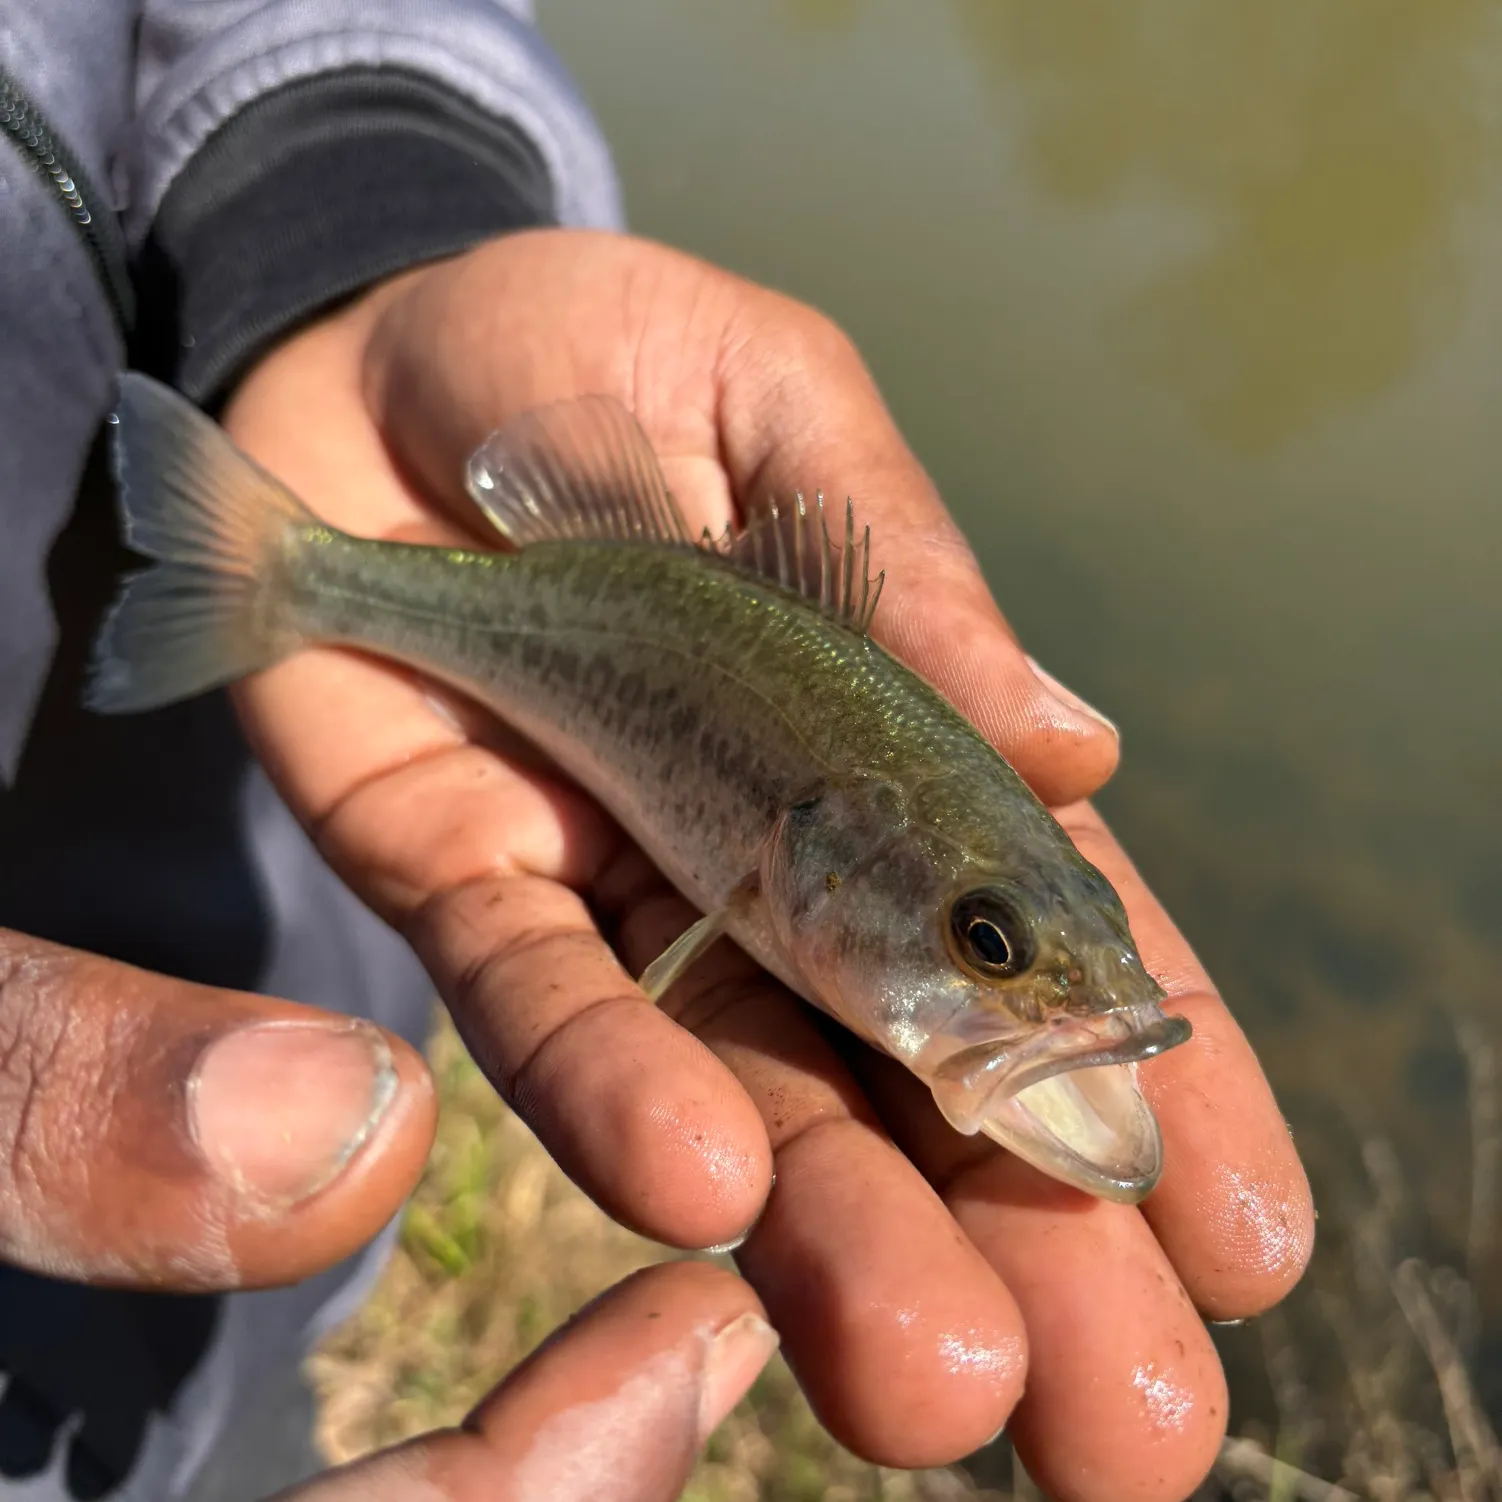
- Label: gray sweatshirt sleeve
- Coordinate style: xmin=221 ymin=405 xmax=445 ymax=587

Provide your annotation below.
xmin=0 ymin=0 xmax=622 ymax=752
xmin=0 ymin=2 xmax=135 ymax=773
xmin=124 ymin=0 xmax=621 ymax=236
xmin=121 ymin=0 xmax=624 ymax=401
xmin=1 ymin=8 xmax=623 ymax=1496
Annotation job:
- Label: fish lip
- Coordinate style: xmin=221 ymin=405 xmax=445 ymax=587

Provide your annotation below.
xmin=995 ymin=1006 xmax=1192 ymax=1098
xmin=933 ymin=1004 xmax=1192 ymax=1101
xmin=927 ymin=1004 xmax=1193 ymax=1203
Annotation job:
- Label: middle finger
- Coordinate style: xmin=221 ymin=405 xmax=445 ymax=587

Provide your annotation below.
xmin=612 ymin=879 xmax=1028 ymax=1470
xmin=1050 ymin=799 xmax=1315 ymax=1321
xmin=863 ymin=1053 xmax=1228 ymax=1502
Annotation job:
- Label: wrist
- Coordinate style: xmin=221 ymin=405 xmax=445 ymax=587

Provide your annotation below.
xmin=132 ymin=66 xmax=557 ymax=410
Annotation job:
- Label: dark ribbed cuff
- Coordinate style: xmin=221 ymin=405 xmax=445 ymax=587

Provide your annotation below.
xmin=130 ymin=66 xmax=556 ymax=407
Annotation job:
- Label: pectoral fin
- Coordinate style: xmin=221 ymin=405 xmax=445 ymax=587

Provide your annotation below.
xmin=638 ymin=910 xmax=728 ymax=1002
xmin=637 ymin=873 xmax=759 ymax=1003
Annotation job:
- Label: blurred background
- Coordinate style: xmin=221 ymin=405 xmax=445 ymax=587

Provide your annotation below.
xmin=305 ymin=4 xmax=1502 ymax=1497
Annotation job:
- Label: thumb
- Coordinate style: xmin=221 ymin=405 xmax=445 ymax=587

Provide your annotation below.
xmin=272 ymin=1261 xmax=780 ymax=1502
xmin=0 ymin=929 xmax=435 ymax=1289
xmin=712 ymin=292 xmax=1123 ymax=807
xmin=358 ymin=230 xmax=1120 ymax=807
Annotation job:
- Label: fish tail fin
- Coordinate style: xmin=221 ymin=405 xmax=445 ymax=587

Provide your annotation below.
xmin=86 ymin=373 xmax=318 ymax=714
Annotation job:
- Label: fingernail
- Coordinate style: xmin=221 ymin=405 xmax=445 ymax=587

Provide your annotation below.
xmin=1025 ymin=654 xmax=1119 ymax=738
xmin=699 ymin=1229 xmax=751 ymax=1256
xmin=190 ymin=1022 xmax=399 ymax=1208
xmin=697 ymin=1312 xmax=780 ymax=1442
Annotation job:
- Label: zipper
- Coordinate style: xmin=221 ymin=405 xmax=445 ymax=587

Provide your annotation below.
xmin=0 ymin=65 xmax=134 ymax=333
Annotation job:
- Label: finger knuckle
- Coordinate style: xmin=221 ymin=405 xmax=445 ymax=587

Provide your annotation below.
xmin=0 ymin=943 xmax=113 ymax=1218
xmin=727 ymin=291 xmax=862 ymax=387
xmin=780 ymin=298 xmax=862 ymax=368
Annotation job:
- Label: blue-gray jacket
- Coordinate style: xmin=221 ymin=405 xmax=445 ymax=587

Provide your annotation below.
xmin=0 ymin=4 xmax=619 ymax=1495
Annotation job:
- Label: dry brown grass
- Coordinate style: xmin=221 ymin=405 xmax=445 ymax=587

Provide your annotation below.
xmin=306 ymin=1011 xmax=1500 ymax=1502
xmin=307 ymin=1014 xmax=1014 ymax=1501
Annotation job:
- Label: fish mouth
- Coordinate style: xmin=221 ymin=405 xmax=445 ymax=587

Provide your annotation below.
xmin=924 ymin=1006 xmax=1192 ymax=1204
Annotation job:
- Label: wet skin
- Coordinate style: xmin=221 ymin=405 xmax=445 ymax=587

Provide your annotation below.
xmin=222 ymin=229 xmax=1314 ymax=1502
xmin=277 ymin=1261 xmax=779 ymax=1502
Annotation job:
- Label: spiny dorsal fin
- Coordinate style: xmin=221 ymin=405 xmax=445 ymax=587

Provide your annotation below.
xmin=703 ymin=491 xmax=885 ymax=635
xmin=465 ymin=395 xmax=692 ymax=547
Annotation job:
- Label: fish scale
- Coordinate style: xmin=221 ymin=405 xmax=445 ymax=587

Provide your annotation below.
xmin=287 ymin=530 xmax=1002 ymax=912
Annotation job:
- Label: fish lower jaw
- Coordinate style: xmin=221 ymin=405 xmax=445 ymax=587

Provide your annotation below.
xmin=920 ymin=1002 xmax=1189 ymax=1203
xmin=975 ymin=1061 xmax=1165 ymax=1204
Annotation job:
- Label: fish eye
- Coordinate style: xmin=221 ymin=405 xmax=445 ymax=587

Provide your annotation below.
xmin=948 ymin=887 xmax=1035 ymax=979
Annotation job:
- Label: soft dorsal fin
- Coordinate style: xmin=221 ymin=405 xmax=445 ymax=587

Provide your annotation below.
xmin=705 ymin=491 xmax=885 ymax=635
xmin=465 ymin=395 xmax=692 ymax=547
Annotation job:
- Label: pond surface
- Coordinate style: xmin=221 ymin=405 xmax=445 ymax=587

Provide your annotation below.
xmin=540 ymin=0 xmax=1502 ymax=1470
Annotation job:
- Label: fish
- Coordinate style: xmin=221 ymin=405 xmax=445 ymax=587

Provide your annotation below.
xmin=88 ymin=373 xmax=1192 ymax=1203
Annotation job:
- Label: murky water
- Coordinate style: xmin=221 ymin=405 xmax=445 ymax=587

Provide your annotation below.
xmin=540 ymin=0 xmax=1502 ymax=1460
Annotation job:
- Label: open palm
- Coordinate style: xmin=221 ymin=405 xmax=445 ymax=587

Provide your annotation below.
xmin=224 ymin=228 xmax=1312 ymax=1502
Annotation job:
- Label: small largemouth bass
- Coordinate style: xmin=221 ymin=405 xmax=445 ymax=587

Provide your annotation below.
xmin=91 ymin=375 xmax=1191 ymax=1202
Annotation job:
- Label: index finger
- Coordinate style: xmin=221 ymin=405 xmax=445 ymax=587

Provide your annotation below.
xmin=1052 ymin=800 xmax=1315 ymax=1318
xmin=278 ymin=1261 xmax=779 ymax=1502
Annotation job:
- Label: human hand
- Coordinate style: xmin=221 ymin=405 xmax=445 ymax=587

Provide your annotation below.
xmin=223 ymin=228 xmax=1314 ymax=1502
xmin=0 ymin=930 xmax=433 ymax=1288
xmin=269 ymin=1260 xmax=776 ymax=1502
